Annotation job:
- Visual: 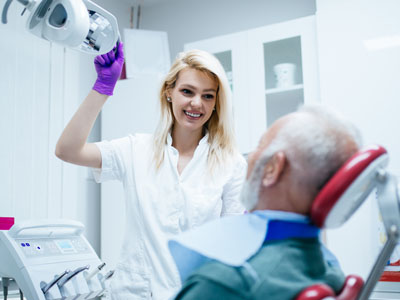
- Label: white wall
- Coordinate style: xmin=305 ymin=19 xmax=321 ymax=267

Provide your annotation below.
xmin=316 ymin=0 xmax=400 ymax=279
xmin=140 ymin=0 xmax=316 ymax=59
xmin=0 ymin=0 xmax=110 ymax=254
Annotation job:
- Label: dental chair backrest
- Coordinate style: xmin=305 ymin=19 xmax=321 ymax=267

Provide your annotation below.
xmin=311 ymin=145 xmax=388 ymax=229
xmin=297 ymin=145 xmax=389 ymax=300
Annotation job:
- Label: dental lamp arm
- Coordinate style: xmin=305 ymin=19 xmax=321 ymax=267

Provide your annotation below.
xmin=1 ymin=0 xmax=30 ymax=24
xmin=1 ymin=0 xmax=13 ymax=24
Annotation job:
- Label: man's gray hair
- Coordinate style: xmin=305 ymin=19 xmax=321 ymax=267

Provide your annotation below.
xmin=255 ymin=104 xmax=362 ymax=197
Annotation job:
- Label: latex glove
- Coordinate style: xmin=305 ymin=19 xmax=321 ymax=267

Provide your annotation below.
xmin=93 ymin=41 xmax=124 ymax=96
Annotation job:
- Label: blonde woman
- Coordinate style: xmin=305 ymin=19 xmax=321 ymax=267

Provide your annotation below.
xmin=55 ymin=43 xmax=246 ymax=300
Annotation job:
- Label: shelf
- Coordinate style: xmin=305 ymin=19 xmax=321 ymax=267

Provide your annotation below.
xmin=265 ymin=84 xmax=304 ymax=95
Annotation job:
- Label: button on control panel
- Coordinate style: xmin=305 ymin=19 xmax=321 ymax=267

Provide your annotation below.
xmin=16 ymin=237 xmax=90 ymax=257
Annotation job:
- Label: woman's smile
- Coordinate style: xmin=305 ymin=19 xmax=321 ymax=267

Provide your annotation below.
xmin=184 ymin=110 xmax=203 ymax=119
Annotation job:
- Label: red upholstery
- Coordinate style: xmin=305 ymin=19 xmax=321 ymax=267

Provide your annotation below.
xmin=296 ymin=275 xmax=364 ymax=300
xmin=296 ymin=284 xmax=335 ymax=300
xmin=297 ymin=145 xmax=386 ymax=300
xmin=311 ymin=145 xmax=387 ymax=228
xmin=336 ymin=275 xmax=364 ymax=300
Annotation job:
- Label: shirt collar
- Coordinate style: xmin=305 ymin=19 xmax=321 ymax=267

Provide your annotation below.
xmin=252 ymin=210 xmax=310 ymax=223
xmin=166 ymin=131 xmax=209 ymax=147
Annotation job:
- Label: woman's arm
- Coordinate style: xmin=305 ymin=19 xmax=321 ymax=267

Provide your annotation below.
xmin=55 ymin=90 xmax=107 ymax=168
xmin=55 ymin=42 xmax=125 ymax=169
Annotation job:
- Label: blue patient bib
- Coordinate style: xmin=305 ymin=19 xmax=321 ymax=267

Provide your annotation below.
xmin=169 ymin=211 xmax=321 ymax=283
xmin=264 ymin=220 xmax=320 ymax=242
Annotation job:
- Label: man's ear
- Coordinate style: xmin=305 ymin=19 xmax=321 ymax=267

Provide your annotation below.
xmin=262 ymin=151 xmax=286 ymax=187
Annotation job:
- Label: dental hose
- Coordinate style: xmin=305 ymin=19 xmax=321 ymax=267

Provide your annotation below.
xmin=2 ymin=277 xmax=9 ymax=300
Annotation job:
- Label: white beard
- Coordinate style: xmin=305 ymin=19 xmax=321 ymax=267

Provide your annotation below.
xmin=240 ymin=152 xmax=274 ymax=211
xmin=239 ymin=176 xmax=261 ymax=211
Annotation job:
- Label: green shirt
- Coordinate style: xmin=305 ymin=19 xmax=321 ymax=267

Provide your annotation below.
xmin=175 ymin=238 xmax=345 ymax=300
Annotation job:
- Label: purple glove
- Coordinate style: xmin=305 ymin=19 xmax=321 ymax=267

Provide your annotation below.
xmin=93 ymin=41 xmax=125 ymax=96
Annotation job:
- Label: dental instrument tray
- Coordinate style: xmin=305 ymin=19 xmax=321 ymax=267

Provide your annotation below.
xmin=0 ymin=219 xmax=112 ymax=300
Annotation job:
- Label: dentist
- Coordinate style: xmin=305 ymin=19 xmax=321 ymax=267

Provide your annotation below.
xmin=55 ymin=43 xmax=246 ymax=299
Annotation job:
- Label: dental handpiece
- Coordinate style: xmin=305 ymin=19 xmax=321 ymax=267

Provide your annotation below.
xmin=41 ymin=270 xmax=70 ymax=294
xmin=104 ymin=270 xmax=114 ymax=281
xmin=57 ymin=265 xmax=89 ymax=288
xmin=85 ymin=262 xmax=106 ymax=281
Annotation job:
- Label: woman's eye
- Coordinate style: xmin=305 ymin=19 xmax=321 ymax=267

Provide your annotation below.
xmin=203 ymin=94 xmax=215 ymax=100
xmin=181 ymin=89 xmax=192 ymax=95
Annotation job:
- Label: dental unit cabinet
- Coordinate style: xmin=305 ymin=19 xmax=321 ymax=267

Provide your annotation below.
xmin=0 ymin=219 xmax=112 ymax=300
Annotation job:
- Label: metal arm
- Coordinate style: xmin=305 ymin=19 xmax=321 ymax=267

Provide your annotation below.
xmin=357 ymin=173 xmax=400 ymax=300
xmin=1 ymin=0 xmax=30 ymax=24
xmin=1 ymin=0 xmax=13 ymax=24
xmin=357 ymin=226 xmax=399 ymax=300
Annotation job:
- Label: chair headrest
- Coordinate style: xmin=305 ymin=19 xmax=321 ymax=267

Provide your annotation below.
xmin=311 ymin=145 xmax=388 ymax=228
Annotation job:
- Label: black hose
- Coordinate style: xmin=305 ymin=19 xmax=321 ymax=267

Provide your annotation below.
xmin=2 ymin=277 xmax=10 ymax=300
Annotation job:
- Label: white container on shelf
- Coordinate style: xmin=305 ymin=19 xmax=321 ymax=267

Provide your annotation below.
xmin=273 ymin=63 xmax=297 ymax=88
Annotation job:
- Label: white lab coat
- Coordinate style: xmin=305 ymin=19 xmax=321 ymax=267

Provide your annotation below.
xmin=92 ymin=133 xmax=246 ymax=300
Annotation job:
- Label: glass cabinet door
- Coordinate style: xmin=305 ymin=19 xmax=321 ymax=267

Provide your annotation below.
xmin=214 ymin=50 xmax=233 ymax=91
xmin=248 ymin=16 xmax=319 ymax=150
xmin=264 ymin=36 xmax=304 ymax=127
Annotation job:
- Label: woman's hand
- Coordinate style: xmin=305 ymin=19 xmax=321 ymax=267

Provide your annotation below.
xmin=93 ymin=41 xmax=125 ymax=96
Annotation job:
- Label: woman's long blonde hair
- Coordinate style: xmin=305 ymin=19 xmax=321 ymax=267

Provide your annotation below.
xmin=153 ymin=49 xmax=237 ymax=172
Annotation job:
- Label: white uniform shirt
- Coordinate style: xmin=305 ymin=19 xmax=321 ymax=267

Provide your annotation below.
xmin=92 ymin=133 xmax=246 ymax=300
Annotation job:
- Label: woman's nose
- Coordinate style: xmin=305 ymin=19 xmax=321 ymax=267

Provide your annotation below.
xmin=190 ymin=95 xmax=201 ymax=107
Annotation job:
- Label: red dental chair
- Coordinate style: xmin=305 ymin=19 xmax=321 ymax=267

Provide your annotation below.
xmin=296 ymin=145 xmax=400 ymax=300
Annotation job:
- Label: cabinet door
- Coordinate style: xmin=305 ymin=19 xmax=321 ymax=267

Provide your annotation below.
xmin=184 ymin=32 xmax=252 ymax=154
xmin=184 ymin=16 xmax=319 ymax=153
xmin=247 ymin=16 xmax=320 ymax=150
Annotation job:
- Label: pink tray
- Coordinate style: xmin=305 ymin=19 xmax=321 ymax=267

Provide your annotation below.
xmin=0 ymin=217 xmax=15 ymax=230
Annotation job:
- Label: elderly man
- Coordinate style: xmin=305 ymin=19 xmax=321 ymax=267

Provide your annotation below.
xmin=168 ymin=105 xmax=361 ymax=300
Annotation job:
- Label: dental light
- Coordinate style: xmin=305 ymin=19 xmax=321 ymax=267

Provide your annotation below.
xmin=1 ymin=0 xmax=120 ymax=55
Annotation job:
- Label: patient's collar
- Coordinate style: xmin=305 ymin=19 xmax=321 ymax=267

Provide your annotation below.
xmin=168 ymin=210 xmax=320 ymax=283
xmin=264 ymin=219 xmax=320 ymax=242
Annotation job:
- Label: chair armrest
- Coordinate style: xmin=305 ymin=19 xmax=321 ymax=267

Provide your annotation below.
xmin=336 ymin=275 xmax=364 ymax=300
xmin=295 ymin=284 xmax=335 ymax=300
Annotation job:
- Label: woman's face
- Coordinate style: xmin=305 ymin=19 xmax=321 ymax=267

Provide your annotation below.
xmin=168 ymin=68 xmax=218 ymax=134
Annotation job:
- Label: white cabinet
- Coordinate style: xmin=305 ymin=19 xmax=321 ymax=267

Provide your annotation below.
xmin=185 ymin=16 xmax=319 ymax=154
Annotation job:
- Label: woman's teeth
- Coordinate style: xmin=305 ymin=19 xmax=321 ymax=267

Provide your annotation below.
xmin=185 ymin=111 xmax=201 ymax=118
